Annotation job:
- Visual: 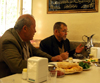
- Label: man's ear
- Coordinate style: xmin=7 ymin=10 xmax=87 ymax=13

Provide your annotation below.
xmin=22 ymin=25 xmax=27 ymax=32
xmin=54 ymin=29 xmax=58 ymax=34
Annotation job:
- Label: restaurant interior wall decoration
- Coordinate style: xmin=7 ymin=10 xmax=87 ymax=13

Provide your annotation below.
xmin=32 ymin=0 xmax=100 ymax=43
xmin=47 ymin=0 xmax=98 ymax=14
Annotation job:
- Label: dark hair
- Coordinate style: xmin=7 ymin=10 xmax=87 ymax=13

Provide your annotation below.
xmin=14 ymin=15 xmax=33 ymax=32
xmin=53 ymin=22 xmax=67 ymax=32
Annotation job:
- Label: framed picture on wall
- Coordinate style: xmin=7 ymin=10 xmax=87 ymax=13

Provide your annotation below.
xmin=47 ymin=0 xmax=98 ymax=14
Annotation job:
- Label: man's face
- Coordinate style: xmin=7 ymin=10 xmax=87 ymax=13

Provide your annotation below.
xmin=25 ymin=19 xmax=36 ymax=41
xmin=57 ymin=24 xmax=68 ymax=41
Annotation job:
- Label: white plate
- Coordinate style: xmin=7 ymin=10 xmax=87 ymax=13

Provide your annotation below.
xmin=49 ymin=62 xmax=57 ymax=66
xmin=73 ymin=59 xmax=83 ymax=62
xmin=66 ymin=59 xmax=83 ymax=63
xmin=65 ymin=72 xmax=75 ymax=74
xmin=83 ymin=67 xmax=91 ymax=71
xmin=65 ymin=71 xmax=82 ymax=75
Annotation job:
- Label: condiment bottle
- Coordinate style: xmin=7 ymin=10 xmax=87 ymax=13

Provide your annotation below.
xmin=22 ymin=68 xmax=27 ymax=80
xmin=69 ymin=57 xmax=73 ymax=63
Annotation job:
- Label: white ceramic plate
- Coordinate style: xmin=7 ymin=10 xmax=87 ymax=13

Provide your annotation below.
xmin=65 ymin=71 xmax=82 ymax=75
xmin=73 ymin=59 xmax=83 ymax=62
xmin=83 ymin=67 xmax=91 ymax=71
xmin=49 ymin=62 xmax=57 ymax=66
xmin=66 ymin=59 xmax=83 ymax=63
xmin=65 ymin=72 xmax=75 ymax=74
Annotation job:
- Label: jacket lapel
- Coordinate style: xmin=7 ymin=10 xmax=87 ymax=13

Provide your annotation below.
xmin=11 ymin=28 xmax=25 ymax=59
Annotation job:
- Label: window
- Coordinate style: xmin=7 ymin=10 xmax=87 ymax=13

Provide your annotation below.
xmin=23 ymin=0 xmax=32 ymax=14
xmin=0 ymin=0 xmax=32 ymax=36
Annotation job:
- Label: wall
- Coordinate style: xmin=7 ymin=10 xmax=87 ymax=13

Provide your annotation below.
xmin=32 ymin=0 xmax=100 ymax=43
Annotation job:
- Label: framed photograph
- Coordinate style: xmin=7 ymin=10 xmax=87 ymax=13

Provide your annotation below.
xmin=47 ymin=0 xmax=98 ymax=14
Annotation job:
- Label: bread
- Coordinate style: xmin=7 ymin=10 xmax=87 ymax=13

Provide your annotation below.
xmin=65 ymin=66 xmax=83 ymax=72
xmin=57 ymin=62 xmax=83 ymax=73
xmin=57 ymin=62 xmax=79 ymax=69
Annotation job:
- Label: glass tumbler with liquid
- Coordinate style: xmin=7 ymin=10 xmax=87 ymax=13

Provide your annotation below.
xmin=47 ymin=64 xmax=57 ymax=83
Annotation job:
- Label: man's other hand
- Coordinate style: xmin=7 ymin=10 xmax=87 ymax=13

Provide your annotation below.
xmin=51 ymin=55 xmax=63 ymax=62
xmin=60 ymin=51 xmax=69 ymax=60
xmin=75 ymin=44 xmax=84 ymax=53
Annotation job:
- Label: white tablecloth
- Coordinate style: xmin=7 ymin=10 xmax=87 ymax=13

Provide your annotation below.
xmin=1 ymin=62 xmax=100 ymax=83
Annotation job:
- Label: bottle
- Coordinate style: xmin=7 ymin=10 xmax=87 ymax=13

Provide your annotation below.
xmin=22 ymin=68 xmax=27 ymax=80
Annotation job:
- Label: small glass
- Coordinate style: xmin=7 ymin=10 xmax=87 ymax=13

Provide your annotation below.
xmin=68 ymin=57 xmax=73 ymax=63
xmin=47 ymin=64 xmax=57 ymax=83
xmin=89 ymin=54 xmax=94 ymax=59
xmin=95 ymin=59 xmax=100 ymax=67
xmin=98 ymin=59 xmax=100 ymax=64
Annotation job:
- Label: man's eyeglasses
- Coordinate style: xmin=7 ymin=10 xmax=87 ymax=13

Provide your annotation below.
xmin=62 ymin=30 xmax=69 ymax=33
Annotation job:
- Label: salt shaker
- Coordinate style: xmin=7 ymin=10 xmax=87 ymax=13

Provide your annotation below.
xmin=47 ymin=64 xmax=57 ymax=83
xmin=22 ymin=68 xmax=27 ymax=80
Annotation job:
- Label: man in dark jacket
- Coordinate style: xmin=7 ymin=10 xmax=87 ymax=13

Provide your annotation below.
xmin=40 ymin=22 xmax=84 ymax=59
xmin=0 ymin=14 xmax=63 ymax=78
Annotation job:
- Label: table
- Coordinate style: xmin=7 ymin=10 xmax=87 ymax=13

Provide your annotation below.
xmin=1 ymin=63 xmax=100 ymax=83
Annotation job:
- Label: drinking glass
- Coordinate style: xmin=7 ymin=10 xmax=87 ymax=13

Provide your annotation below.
xmin=47 ymin=70 xmax=57 ymax=83
xmin=47 ymin=64 xmax=57 ymax=83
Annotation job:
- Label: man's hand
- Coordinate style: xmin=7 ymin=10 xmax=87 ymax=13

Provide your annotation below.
xmin=51 ymin=55 xmax=63 ymax=62
xmin=75 ymin=44 xmax=84 ymax=53
xmin=60 ymin=51 xmax=69 ymax=60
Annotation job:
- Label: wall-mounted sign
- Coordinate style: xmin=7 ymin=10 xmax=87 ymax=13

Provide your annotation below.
xmin=47 ymin=0 xmax=98 ymax=14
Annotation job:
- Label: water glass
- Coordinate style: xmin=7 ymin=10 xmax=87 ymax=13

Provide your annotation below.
xmin=47 ymin=70 xmax=57 ymax=83
xmin=47 ymin=64 xmax=57 ymax=83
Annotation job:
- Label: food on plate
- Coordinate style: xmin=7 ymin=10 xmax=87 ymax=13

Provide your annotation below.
xmin=64 ymin=66 xmax=83 ymax=72
xmin=57 ymin=62 xmax=78 ymax=69
xmin=56 ymin=62 xmax=83 ymax=73
xmin=86 ymin=58 xmax=98 ymax=63
xmin=81 ymin=61 xmax=91 ymax=65
xmin=79 ymin=61 xmax=90 ymax=69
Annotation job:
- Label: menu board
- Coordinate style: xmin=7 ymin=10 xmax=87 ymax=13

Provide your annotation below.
xmin=47 ymin=0 xmax=98 ymax=14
